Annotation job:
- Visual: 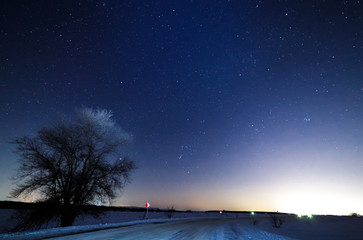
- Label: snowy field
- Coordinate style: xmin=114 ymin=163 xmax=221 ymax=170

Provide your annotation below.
xmin=0 ymin=209 xmax=363 ymax=239
xmin=0 ymin=209 xmax=237 ymax=233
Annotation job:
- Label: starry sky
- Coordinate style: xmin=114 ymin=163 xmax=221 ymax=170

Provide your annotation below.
xmin=1 ymin=0 xmax=362 ymax=215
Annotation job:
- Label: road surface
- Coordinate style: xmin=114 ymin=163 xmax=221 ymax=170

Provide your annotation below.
xmin=48 ymin=218 xmax=294 ymax=240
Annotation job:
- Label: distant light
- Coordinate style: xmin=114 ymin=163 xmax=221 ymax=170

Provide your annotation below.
xmin=219 ymin=211 xmax=222 ymax=214
xmin=251 ymin=211 xmax=255 ymax=215
xmin=297 ymin=213 xmax=313 ymax=218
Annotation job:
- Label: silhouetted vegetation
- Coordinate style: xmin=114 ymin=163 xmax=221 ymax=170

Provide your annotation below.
xmin=350 ymin=212 xmax=360 ymax=217
xmin=270 ymin=214 xmax=283 ymax=228
xmin=165 ymin=205 xmax=176 ymax=218
xmin=9 ymin=108 xmax=136 ymax=230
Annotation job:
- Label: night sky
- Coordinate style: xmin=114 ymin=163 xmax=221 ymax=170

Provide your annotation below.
xmin=1 ymin=0 xmax=362 ymax=215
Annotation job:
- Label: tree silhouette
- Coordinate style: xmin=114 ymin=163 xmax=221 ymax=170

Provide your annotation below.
xmin=10 ymin=108 xmax=136 ymax=229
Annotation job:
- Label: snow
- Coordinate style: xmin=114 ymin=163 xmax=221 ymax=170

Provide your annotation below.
xmin=0 ymin=210 xmax=362 ymax=240
xmin=0 ymin=209 xmax=18 ymax=233
xmin=0 ymin=219 xmax=184 ymax=240
xmin=256 ymin=215 xmax=363 ymax=240
xmin=1 ymin=218 xmax=294 ymax=240
xmin=0 ymin=209 xmax=219 ymax=233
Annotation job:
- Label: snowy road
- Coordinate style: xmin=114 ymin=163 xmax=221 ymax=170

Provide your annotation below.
xmin=48 ymin=219 xmax=294 ymax=240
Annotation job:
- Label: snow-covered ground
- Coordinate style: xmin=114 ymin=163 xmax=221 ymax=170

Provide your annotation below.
xmin=0 ymin=208 xmax=240 ymax=233
xmin=0 ymin=218 xmax=293 ymax=240
xmin=257 ymin=215 xmax=363 ymax=240
xmin=0 ymin=209 xmax=362 ymax=239
xmin=42 ymin=219 xmax=295 ymax=240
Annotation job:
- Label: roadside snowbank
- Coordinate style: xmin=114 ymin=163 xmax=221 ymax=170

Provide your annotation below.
xmin=0 ymin=209 xmax=249 ymax=233
xmin=0 ymin=218 xmax=197 ymax=240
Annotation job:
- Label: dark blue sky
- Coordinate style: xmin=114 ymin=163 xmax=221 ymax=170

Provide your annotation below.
xmin=1 ymin=0 xmax=362 ymax=214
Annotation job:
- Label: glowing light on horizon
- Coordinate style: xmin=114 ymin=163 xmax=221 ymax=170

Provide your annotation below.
xmin=275 ymin=188 xmax=362 ymax=216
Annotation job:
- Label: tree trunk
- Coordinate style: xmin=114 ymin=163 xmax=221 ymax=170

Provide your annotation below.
xmin=60 ymin=206 xmax=77 ymax=227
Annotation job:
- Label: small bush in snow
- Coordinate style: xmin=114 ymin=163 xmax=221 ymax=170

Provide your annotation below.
xmin=165 ymin=206 xmax=176 ymax=219
xmin=271 ymin=214 xmax=283 ymax=228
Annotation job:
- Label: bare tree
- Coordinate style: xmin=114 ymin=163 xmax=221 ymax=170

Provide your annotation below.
xmin=165 ymin=205 xmax=175 ymax=219
xmin=10 ymin=108 xmax=136 ymax=229
xmin=271 ymin=214 xmax=283 ymax=228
